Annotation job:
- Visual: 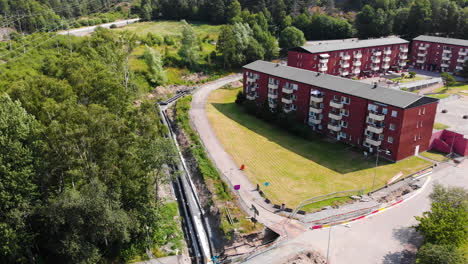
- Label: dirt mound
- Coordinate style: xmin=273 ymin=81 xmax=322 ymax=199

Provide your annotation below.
xmin=283 ymin=251 xmax=326 ymax=264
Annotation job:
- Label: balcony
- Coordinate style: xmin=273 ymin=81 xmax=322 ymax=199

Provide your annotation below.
xmin=319 ymin=53 xmax=330 ymax=58
xmin=353 ymin=68 xmax=361 ymax=74
xmin=371 ymin=65 xmax=380 ymax=71
xmin=328 ymin=123 xmax=341 ymax=132
xmin=365 ymin=137 xmax=382 ymax=147
xmin=367 ymin=124 xmax=383 ymax=134
xmin=341 ymin=62 xmax=350 ymax=68
xmin=319 ymin=58 xmax=329 ymax=64
xmin=441 ymin=63 xmax=449 ymax=68
xmin=268 ymin=83 xmax=279 ymax=89
xmin=417 ymin=52 xmax=427 ymax=57
xmin=268 ymin=93 xmax=278 ymax=99
xmin=442 ymin=55 xmax=451 ymax=60
xmin=247 ymin=76 xmax=257 ymax=83
xmin=416 ymin=59 xmax=425 ymax=64
xmin=368 ymin=112 xmax=385 ymax=121
xmin=418 ymin=46 xmax=427 ymax=50
xmin=341 ymin=54 xmax=351 ymax=60
xmin=353 ymin=60 xmax=361 ymax=66
xmin=354 ymin=53 xmax=362 ymax=59
xmin=283 ymin=86 xmax=294 ymax=94
xmin=308 ymin=117 xmax=321 ymax=125
xmin=282 ymin=97 xmax=293 ymax=104
xmin=330 ymin=100 xmax=343 ymax=109
xmin=399 ymin=54 xmax=408 ymax=60
xmin=383 ymin=50 xmax=392 ymax=55
xmin=309 ymin=106 xmax=323 ymax=114
xmin=383 ymin=56 xmax=391 ymax=62
xmin=246 ymin=93 xmax=256 ymax=100
xmin=372 ymin=57 xmax=381 ymax=63
xmin=399 ymin=61 xmax=406 ymax=67
xmin=318 ymin=66 xmax=328 ymax=72
xmin=328 ymin=112 xmax=342 ymax=120
xmin=341 ymin=71 xmax=349 ymax=76
xmin=442 ymin=49 xmax=452 ymax=54
xmin=373 ymin=51 xmax=382 ymax=56
xmin=310 ymin=95 xmax=324 ymax=103
xmin=400 ymin=47 xmax=408 ymax=52
xmin=457 ymin=58 xmax=466 ymax=63
xmin=382 ymin=63 xmax=390 ymax=69
xmin=456 ymin=66 xmax=463 ymax=71
xmin=459 ymin=51 xmax=467 ymax=56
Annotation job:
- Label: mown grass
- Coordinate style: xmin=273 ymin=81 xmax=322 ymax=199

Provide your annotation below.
xmin=115 ymin=20 xmax=222 ymax=38
xmin=420 ymin=151 xmax=449 ymax=162
xmin=206 ymin=88 xmax=433 ymax=210
xmin=433 ymin=122 xmax=450 ymax=130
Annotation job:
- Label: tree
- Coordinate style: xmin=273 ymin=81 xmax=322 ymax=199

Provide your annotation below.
xmin=217 ymin=23 xmax=256 ymax=68
xmin=0 ymin=94 xmax=39 ymax=263
xmin=279 ymin=26 xmax=305 ymax=52
xmin=178 ymin=20 xmax=200 ymax=70
xmin=415 ymin=184 xmax=468 ymax=247
xmin=441 ymin=72 xmax=456 ymax=86
xmin=407 ymin=0 xmax=433 ymax=37
xmin=143 ymin=46 xmax=167 ymax=85
xmin=226 ymin=0 xmax=242 ymax=24
xmin=460 ymin=60 xmax=468 ymax=78
xmin=417 ymin=243 xmax=465 ymax=264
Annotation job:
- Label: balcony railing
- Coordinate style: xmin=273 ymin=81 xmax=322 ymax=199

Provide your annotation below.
xmin=371 ymin=65 xmax=380 ymax=71
xmin=365 ymin=137 xmax=381 ymax=146
xmin=341 ymin=54 xmax=351 ymax=60
xmin=399 ymin=54 xmax=408 ymax=60
xmin=353 ymin=60 xmax=362 ymax=66
xmin=328 ymin=112 xmax=342 ymax=120
xmin=418 ymin=46 xmax=427 ymax=50
xmin=456 ymin=66 xmax=463 ymax=71
xmin=309 ymin=107 xmax=323 ymax=114
xmin=399 ymin=61 xmax=406 ymax=67
xmin=367 ymin=124 xmax=383 ymax=134
xmin=310 ymin=95 xmax=324 ymax=103
xmin=319 ymin=58 xmax=329 ymax=64
xmin=442 ymin=49 xmax=452 ymax=53
xmin=283 ymin=86 xmax=294 ymax=94
xmin=319 ymin=66 xmax=328 ymax=72
xmin=383 ymin=50 xmax=391 ymax=55
xmin=416 ymin=59 xmax=425 ymax=64
xmin=442 ymin=55 xmax=451 ymax=60
xmin=282 ymin=97 xmax=293 ymax=104
xmin=268 ymin=83 xmax=279 ymax=89
xmin=400 ymin=47 xmax=408 ymax=52
xmin=354 ymin=53 xmax=362 ymax=59
xmin=459 ymin=51 xmax=467 ymax=56
xmin=383 ymin=56 xmax=391 ymax=62
xmin=441 ymin=63 xmax=449 ymax=68
xmin=368 ymin=111 xmax=385 ymax=121
xmin=330 ymin=100 xmax=343 ymax=109
xmin=341 ymin=62 xmax=350 ymax=68
xmin=247 ymin=76 xmax=257 ymax=83
xmin=284 ymin=105 xmax=295 ymax=113
xmin=372 ymin=58 xmax=381 ymax=63
xmin=341 ymin=71 xmax=349 ymax=76
xmin=353 ymin=68 xmax=361 ymax=74
xmin=328 ymin=123 xmax=341 ymax=132
xmin=308 ymin=117 xmax=321 ymax=125
xmin=246 ymin=93 xmax=256 ymax=100
xmin=373 ymin=51 xmax=382 ymax=56
xmin=417 ymin=52 xmax=427 ymax=57
xmin=268 ymin=93 xmax=278 ymax=99
xmin=457 ymin=58 xmax=467 ymax=63
xmin=382 ymin=63 xmax=390 ymax=69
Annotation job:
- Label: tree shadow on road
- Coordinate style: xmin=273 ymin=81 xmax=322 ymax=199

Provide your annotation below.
xmin=382 ymin=227 xmax=423 ymax=264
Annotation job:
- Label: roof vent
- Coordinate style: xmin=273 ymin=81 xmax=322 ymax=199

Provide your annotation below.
xmin=275 ymin=63 xmax=280 ymax=67
xmin=373 ymin=83 xmax=378 ymax=89
xmin=316 ymin=72 xmax=321 ymax=76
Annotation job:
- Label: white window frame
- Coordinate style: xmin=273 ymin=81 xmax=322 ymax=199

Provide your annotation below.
xmin=388 ymin=136 xmax=394 ymax=143
xmin=389 ymin=123 xmax=396 ymax=131
xmin=391 ymin=110 xmax=398 ymax=117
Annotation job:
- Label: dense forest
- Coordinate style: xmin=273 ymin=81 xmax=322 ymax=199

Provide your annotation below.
xmin=0 ymin=28 xmax=183 ymax=263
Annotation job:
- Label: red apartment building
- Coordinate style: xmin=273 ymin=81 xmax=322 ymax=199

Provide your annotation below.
xmin=243 ymin=61 xmax=439 ymax=161
xmin=287 ymin=37 xmax=410 ymax=78
xmin=411 ymin=35 xmax=468 ymax=73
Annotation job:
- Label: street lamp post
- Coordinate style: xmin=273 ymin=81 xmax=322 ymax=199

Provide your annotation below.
xmin=371 ymin=147 xmax=391 ymax=192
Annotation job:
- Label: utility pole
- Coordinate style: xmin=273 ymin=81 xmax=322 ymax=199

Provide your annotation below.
xmin=326 ymin=225 xmax=332 ymax=264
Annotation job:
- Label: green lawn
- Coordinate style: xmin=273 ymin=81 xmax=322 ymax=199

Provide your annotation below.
xmin=206 ymin=88 xmax=433 ymax=210
xmin=428 ymin=82 xmax=468 ymax=98
xmin=392 ymin=76 xmax=426 ymax=83
xmin=114 ymin=20 xmax=222 ymax=38
xmin=420 ymin=151 xmax=449 ymax=162
xmin=433 ymin=122 xmax=450 ymax=130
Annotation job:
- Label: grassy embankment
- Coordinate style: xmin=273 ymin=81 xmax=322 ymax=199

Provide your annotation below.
xmin=206 ymin=88 xmax=433 ymax=211
xmin=175 ymin=96 xmax=262 ymax=239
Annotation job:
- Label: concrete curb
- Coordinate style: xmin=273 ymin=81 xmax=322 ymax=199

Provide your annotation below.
xmin=310 ymin=174 xmax=432 ymax=230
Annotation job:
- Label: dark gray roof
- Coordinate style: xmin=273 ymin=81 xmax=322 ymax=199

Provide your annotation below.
xmin=292 ymin=37 xmax=409 ymax=54
xmin=414 ymin=35 xmax=468 ymax=47
xmin=243 ymin=61 xmax=438 ymax=109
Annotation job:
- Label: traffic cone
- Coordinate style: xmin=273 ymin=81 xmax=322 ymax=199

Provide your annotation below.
xmin=240 ymin=164 xmax=245 ymax=170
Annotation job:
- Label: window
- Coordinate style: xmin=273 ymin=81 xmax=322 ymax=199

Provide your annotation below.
xmin=292 ymin=84 xmax=298 ymax=90
xmin=340 ymin=120 xmax=348 ymax=128
xmin=389 ymin=123 xmax=396 ymax=131
xmin=418 ymin=108 xmax=422 ymax=115
xmin=341 ymin=96 xmax=350 ymax=104
xmin=341 ymin=109 xmax=349 ymax=116
xmin=414 ymin=135 xmax=417 ymax=141
xmin=333 ymin=95 xmax=339 ymax=101
xmin=368 ymin=104 xmax=377 ymax=111
xmin=339 ymin=132 xmax=347 ymax=138
xmin=379 ymin=134 xmax=384 ymax=140
xmin=382 ymin=108 xmax=388 ymax=115
xmin=391 ymin=110 xmax=398 ymax=117
xmin=388 ymin=136 xmax=394 ymax=143
xmin=292 ymin=94 xmax=297 ymax=100
xmin=422 ymin=108 xmax=426 ymax=114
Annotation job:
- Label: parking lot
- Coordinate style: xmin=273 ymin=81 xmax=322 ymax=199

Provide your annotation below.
xmin=435 ymin=96 xmax=468 ymax=135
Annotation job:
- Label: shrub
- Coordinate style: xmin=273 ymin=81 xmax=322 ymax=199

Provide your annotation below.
xmin=164 ymin=36 xmax=176 ymax=46
xmin=110 ymin=24 xmax=118 ymax=29
xmin=235 ymin=91 xmax=245 ymax=105
xmin=416 ymin=243 xmax=464 ymax=264
xmin=409 ymin=71 xmax=416 ymax=78
xmin=441 ymin=72 xmax=456 ymax=86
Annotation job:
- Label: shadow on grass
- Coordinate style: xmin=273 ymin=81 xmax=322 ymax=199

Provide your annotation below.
xmin=211 ymin=101 xmax=385 ymax=174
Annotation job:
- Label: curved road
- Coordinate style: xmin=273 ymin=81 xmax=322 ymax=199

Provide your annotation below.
xmin=190 ymin=75 xmax=468 ymax=264
xmin=58 ymin=18 xmax=140 ymax=36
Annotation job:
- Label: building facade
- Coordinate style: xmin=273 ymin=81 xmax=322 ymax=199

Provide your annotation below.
xmin=244 ymin=61 xmax=438 ymax=161
xmin=411 ymin=35 xmax=468 ymax=73
xmin=287 ymin=37 xmax=409 ymax=78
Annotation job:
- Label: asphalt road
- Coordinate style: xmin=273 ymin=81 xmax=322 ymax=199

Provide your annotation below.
xmin=57 ymin=18 xmax=140 ymax=36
